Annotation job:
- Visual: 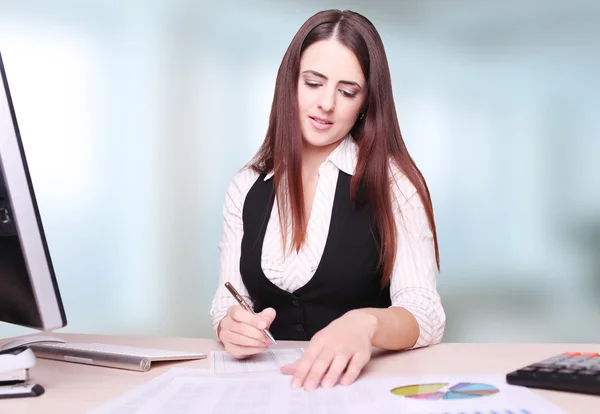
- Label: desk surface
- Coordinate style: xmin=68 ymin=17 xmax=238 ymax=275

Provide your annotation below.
xmin=1 ymin=333 xmax=599 ymax=413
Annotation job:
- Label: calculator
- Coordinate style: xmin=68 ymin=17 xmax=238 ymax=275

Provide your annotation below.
xmin=506 ymin=352 xmax=600 ymax=395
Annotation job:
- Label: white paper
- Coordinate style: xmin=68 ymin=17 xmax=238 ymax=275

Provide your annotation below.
xmin=115 ymin=373 xmax=567 ymax=414
xmin=211 ymin=348 xmax=304 ymax=375
xmin=362 ymin=373 xmax=568 ymax=414
xmin=136 ymin=375 xmax=362 ymax=414
xmin=86 ymin=367 xmax=212 ymax=414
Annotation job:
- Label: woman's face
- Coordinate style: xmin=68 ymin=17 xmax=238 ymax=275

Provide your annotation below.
xmin=297 ymin=39 xmax=366 ymax=150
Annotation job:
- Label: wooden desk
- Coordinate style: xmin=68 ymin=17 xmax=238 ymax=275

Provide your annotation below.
xmin=1 ymin=333 xmax=599 ymax=413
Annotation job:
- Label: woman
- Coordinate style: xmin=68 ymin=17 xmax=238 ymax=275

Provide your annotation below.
xmin=210 ymin=9 xmax=445 ymax=391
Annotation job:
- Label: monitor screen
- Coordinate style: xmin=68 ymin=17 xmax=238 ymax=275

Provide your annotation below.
xmin=0 ymin=52 xmax=67 ymax=331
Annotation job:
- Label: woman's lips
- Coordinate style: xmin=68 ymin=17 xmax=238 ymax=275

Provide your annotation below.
xmin=309 ymin=116 xmax=334 ymax=131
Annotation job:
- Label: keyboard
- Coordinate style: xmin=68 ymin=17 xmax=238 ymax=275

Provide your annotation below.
xmin=506 ymin=352 xmax=600 ymax=395
xmin=29 ymin=342 xmax=206 ymax=372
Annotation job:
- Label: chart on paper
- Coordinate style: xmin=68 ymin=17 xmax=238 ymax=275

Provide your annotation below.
xmin=367 ymin=374 xmax=566 ymax=414
xmin=211 ymin=348 xmax=304 ymax=375
xmin=391 ymin=381 xmax=499 ymax=400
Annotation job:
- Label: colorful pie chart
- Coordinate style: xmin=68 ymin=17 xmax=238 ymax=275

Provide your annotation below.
xmin=390 ymin=382 xmax=499 ymax=400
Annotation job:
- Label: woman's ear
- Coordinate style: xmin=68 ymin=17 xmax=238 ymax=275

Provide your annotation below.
xmin=360 ymin=103 xmax=368 ymax=116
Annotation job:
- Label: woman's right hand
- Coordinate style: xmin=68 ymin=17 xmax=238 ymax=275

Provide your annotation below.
xmin=217 ymin=305 xmax=276 ymax=359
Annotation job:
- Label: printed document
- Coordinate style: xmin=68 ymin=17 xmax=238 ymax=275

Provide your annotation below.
xmin=211 ymin=348 xmax=304 ymax=375
xmin=89 ymin=372 xmax=567 ymax=414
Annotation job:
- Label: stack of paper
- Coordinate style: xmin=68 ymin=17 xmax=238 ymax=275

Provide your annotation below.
xmin=211 ymin=348 xmax=303 ymax=375
xmin=88 ymin=349 xmax=567 ymax=414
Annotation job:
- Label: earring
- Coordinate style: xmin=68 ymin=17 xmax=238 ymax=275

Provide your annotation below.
xmin=359 ymin=113 xmax=364 ymax=120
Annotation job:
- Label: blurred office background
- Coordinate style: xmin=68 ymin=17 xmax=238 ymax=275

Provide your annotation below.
xmin=0 ymin=0 xmax=599 ymax=343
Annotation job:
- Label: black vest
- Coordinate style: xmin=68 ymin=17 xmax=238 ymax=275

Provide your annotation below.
xmin=240 ymin=171 xmax=391 ymax=340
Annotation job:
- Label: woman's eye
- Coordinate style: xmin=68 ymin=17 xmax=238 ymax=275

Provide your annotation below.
xmin=340 ymin=90 xmax=356 ymax=98
xmin=304 ymin=81 xmax=321 ymax=88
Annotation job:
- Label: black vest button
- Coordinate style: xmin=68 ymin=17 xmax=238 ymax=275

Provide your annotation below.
xmin=292 ymin=299 xmax=300 ymax=307
xmin=295 ymin=324 xmax=304 ymax=332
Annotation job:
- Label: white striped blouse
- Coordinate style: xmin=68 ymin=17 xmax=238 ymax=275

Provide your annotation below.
xmin=210 ymin=136 xmax=446 ymax=348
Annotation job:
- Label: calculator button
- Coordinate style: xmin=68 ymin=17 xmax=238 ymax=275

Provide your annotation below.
xmin=539 ymin=356 xmax=565 ymax=365
xmin=572 ymin=364 xmax=595 ymax=370
xmin=566 ymin=357 xmax=593 ymax=368
xmin=557 ymin=369 xmax=577 ymax=374
xmin=553 ymin=361 xmax=574 ymax=368
xmin=538 ymin=368 xmax=556 ymax=373
xmin=572 ymin=371 xmax=598 ymax=382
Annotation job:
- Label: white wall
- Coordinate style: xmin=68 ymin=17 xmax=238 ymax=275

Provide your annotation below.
xmin=1 ymin=0 xmax=599 ymax=343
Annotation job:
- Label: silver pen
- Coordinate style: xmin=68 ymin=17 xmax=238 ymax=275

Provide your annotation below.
xmin=224 ymin=282 xmax=277 ymax=345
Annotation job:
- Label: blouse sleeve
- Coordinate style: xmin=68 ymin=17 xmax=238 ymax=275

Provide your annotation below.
xmin=388 ymin=164 xmax=446 ymax=348
xmin=209 ymin=168 xmax=257 ymax=335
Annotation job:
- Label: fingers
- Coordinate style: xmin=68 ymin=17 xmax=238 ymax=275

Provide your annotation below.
xmin=291 ymin=347 xmax=321 ymax=389
xmin=288 ymin=346 xmax=367 ymax=390
xmin=228 ymin=305 xmax=275 ymax=330
xmin=224 ymin=343 xmax=267 ymax=359
xmin=228 ymin=319 xmax=269 ymax=343
xmin=302 ymin=348 xmax=337 ymax=391
xmin=259 ymin=308 xmax=276 ymax=327
xmin=220 ymin=328 xmax=269 ymax=348
xmin=228 ymin=305 xmax=266 ymax=329
xmin=340 ymin=352 xmax=369 ymax=386
xmin=321 ymin=353 xmax=351 ymax=388
xmin=280 ymin=360 xmax=297 ymax=375
xmin=219 ymin=315 xmax=265 ymax=344
xmin=219 ymin=306 xmax=278 ymax=359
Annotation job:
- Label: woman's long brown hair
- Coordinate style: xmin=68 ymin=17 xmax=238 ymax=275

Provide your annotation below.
xmin=250 ymin=9 xmax=439 ymax=285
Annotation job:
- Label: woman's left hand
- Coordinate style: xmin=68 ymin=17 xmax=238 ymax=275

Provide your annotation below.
xmin=280 ymin=309 xmax=377 ymax=391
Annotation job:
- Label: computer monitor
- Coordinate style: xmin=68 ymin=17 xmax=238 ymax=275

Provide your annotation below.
xmin=0 ymin=51 xmax=67 ymax=338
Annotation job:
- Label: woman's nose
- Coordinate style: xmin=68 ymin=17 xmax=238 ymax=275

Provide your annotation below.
xmin=317 ymin=88 xmax=335 ymax=113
